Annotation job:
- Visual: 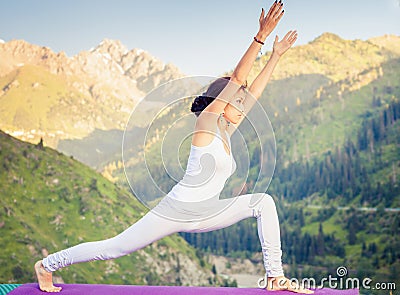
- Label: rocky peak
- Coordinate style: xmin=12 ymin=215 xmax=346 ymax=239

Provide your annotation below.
xmin=2 ymin=39 xmax=52 ymax=58
xmin=0 ymin=39 xmax=71 ymax=76
xmin=91 ymin=38 xmax=128 ymax=62
xmin=0 ymin=38 xmax=185 ymax=145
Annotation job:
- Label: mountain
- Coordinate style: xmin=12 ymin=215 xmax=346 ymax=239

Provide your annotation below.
xmin=2 ymin=34 xmax=399 ymax=170
xmin=0 ymin=130 xmax=227 ymax=286
xmin=0 ymin=39 xmax=184 ymax=147
xmin=110 ymin=33 xmax=400 ymax=193
xmin=58 ymin=33 xmax=400 ymax=172
xmin=247 ymin=33 xmax=400 ymax=83
xmin=368 ymin=34 xmax=400 ymax=56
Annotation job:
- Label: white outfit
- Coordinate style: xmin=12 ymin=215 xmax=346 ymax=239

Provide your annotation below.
xmin=42 ymin=126 xmax=284 ymax=278
xmin=167 ymin=127 xmax=237 ymax=202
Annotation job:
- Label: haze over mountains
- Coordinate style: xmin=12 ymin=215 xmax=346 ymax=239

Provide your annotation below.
xmin=1 ymin=33 xmax=399 ymax=184
xmin=0 ymin=38 xmax=183 ymax=146
xmin=1 ymin=34 xmax=399 ymax=150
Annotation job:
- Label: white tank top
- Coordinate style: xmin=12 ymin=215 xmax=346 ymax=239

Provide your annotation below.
xmin=167 ymin=127 xmax=237 ymax=202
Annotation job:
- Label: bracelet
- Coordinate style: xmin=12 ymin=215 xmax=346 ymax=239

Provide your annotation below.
xmin=253 ymin=36 xmax=264 ymax=45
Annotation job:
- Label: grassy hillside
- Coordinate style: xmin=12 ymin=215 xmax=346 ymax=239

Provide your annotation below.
xmin=265 ymin=58 xmax=400 ymax=165
xmin=0 ymin=65 xmax=131 ymax=146
xmin=57 ymin=128 xmax=127 ymax=170
xmin=250 ymin=33 xmax=399 ymax=83
xmin=0 ymin=130 xmax=223 ymax=286
xmin=0 ymin=65 xmax=70 ymax=130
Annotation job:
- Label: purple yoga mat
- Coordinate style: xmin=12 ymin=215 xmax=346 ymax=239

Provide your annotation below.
xmin=9 ymin=283 xmax=359 ymax=295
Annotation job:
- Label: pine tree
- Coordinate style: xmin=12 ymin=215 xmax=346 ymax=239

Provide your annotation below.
xmin=36 ymin=137 xmax=44 ymax=150
xmin=348 ymin=222 xmax=357 ymax=245
xmin=317 ymin=223 xmax=325 ymax=255
xmin=211 ymin=264 xmax=217 ymax=275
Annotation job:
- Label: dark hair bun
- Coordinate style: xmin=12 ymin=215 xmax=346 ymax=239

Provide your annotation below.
xmin=190 ymin=77 xmax=233 ymax=116
xmin=190 ymin=95 xmax=215 ymax=114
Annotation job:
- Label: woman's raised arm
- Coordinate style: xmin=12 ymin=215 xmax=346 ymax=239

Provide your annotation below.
xmin=203 ymin=1 xmax=285 ymax=116
xmin=232 ymin=0 xmax=285 ymax=85
xmin=247 ymin=30 xmax=297 ymax=100
xmin=226 ymin=30 xmax=297 ymax=136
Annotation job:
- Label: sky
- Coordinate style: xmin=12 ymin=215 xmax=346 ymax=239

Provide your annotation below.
xmin=1 ymin=0 xmax=399 ymax=76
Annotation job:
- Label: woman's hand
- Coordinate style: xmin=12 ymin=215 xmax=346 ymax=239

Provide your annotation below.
xmin=256 ymin=1 xmax=285 ymax=40
xmin=273 ymin=30 xmax=298 ymax=57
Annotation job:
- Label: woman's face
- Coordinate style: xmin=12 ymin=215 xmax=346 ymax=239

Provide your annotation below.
xmin=224 ymin=90 xmax=245 ymax=124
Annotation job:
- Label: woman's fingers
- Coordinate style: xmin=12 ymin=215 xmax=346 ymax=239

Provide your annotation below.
xmin=266 ymin=1 xmax=277 ymax=18
xmin=259 ymin=7 xmax=265 ymax=23
xmin=276 ymin=9 xmax=284 ymax=22
xmin=288 ymin=30 xmax=298 ymax=44
xmin=284 ymin=30 xmax=296 ymax=40
xmin=281 ymin=30 xmax=297 ymax=46
xmin=272 ymin=1 xmax=283 ymax=18
xmin=265 ymin=0 xmax=282 ymax=22
xmin=283 ymin=30 xmax=293 ymax=40
xmin=259 ymin=1 xmax=285 ymax=35
xmin=273 ymin=30 xmax=297 ymax=56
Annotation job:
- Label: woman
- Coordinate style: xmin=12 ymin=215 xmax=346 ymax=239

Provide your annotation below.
xmin=35 ymin=1 xmax=312 ymax=293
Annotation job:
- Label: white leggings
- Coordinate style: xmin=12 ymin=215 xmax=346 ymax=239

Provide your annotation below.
xmin=42 ymin=193 xmax=284 ymax=277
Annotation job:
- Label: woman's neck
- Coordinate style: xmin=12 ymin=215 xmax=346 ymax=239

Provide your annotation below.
xmin=219 ymin=113 xmax=231 ymax=130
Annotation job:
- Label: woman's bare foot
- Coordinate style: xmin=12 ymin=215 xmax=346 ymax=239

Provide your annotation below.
xmin=34 ymin=260 xmax=62 ymax=292
xmin=266 ymin=276 xmax=314 ymax=294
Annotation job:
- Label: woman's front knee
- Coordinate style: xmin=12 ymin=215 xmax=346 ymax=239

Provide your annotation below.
xmin=253 ymin=193 xmax=276 ymax=216
xmin=262 ymin=193 xmax=275 ymax=206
